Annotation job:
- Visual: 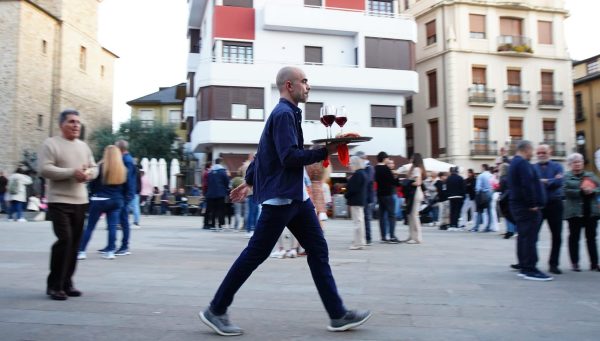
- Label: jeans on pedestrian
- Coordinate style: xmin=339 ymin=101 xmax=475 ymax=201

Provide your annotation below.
xmin=506 ymin=220 xmax=517 ymax=233
xmin=395 ymin=196 xmax=404 ymax=220
xmin=244 ymin=195 xmax=259 ymax=232
xmin=0 ymin=192 xmax=7 ymax=213
xmin=474 ymin=192 xmax=492 ymax=231
xmin=119 ymin=200 xmax=131 ymax=249
xmin=79 ymin=198 xmax=124 ymax=252
xmin=209 ymin=199 xmax=346 ymax=319
xmin=47 ymin=203 xmax=87 ymax=291
xmin=8 ymin=200 xmax=25 ymax=220
xmin=449 ymin=197 xmax=463 ymax=227
xmin=429 ymin=204 xmax=439 ymax=223
xmin=363 ymin=202 xmax=373 ymax=243
xmin=233 ymin=202 xmax=243 ymax=229
xmin=378 ymin=195 xmax=396 ymax=240
xmin=128 ymin=194 xmax=140 ymax=224
xmin=511 ymin=206 xmax=542 ymax=272
xmin=460 ymin=198 xmax=476 ymax=225
xmin=541 ymin=199 xmax=564 ymax=267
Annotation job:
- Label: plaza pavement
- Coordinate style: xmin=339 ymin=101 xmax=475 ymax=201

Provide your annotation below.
xmin=0 ymin=214 xmax=599 ymax=341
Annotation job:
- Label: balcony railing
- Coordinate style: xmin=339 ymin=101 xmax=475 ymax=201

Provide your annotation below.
xmin=497 ymin=35 xmax=533 ymax=54
xmin=470 ymin=140 xmax=498 ymax=156
xmin=503 ymin=89 xmax=530 ymax=107
xmin=543 ymin=141 xmax=566 ymax=157
xmin=538 ymin=91 xmax=564 ymax=108
xmin=468 ymin=87 xmax=496 ymax=105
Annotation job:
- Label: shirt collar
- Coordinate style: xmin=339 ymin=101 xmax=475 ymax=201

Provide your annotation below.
xmin=279 ymin=98 xmax=302 ymax=116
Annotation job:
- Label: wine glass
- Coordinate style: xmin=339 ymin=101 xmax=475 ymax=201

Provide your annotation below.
xmin=320 ymin=105 xmax=336 ymax=139
xmin=335 ymin=106 xmax=347 ymax=133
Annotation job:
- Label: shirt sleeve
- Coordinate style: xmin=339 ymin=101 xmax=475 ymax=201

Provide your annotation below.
xmin=272 ymin=112 xmax=327 ymax=168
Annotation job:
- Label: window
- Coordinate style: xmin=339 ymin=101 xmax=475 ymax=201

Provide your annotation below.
xmin=223 ymin=0 xmax=253 ymax=7
xmin=38 ymin=114 xmax=43 ymax=128
xmin=587 ymin=60 xmax=599 ymax=75
xmin=405 ymin=124 xmax=414 ymax=157
xmin=189 ymin=28 xmax=201 ymax=53
xmin=500 ymin=17 xmax=523 ymax=37
xmin=304 ymin=46 xmax=323 ymax=65
xmin=198 ymin=86 xmax=264 ymax=121
xmin=365 ymin=38 xmax=415 ymax=70
xmin=506 ymin=69 xmax=522 ymax=102
xmin=231 ymin=104 xmax=247 ymax=119
xmin=305 ymin=102 xmax=322 ymax=121
xmin=543 ymin=120 xmax=556 ymax=142
xmin=509 ymin=118 xmax=523 ymax=140
xmin=304 ymin=0 xmax=322 ymax=6
xmin=100 ymin=65 xmax=105 ymax=78
xmin=406 ymin=96 xmax=413 ymax=114
xmin=369 ymin=0 xmax=393 ymax=14
xmin=79 ymin=46 xmax=87 ymax=71
xmin=470 ymin=14 xmax=486 ymax=39
xmin=538 ymin=21 xmax=553 ymax=44
xmin=427 ymin=70 xmax=438 ymax=108
xmin=223 ymin=42 xmax=253 ymax=63
xmin=575 ymin=92 xmax=584 ymax=120
xmin=371 ymin=105 xmax=397 ymax=127
xmin=426 ymin=20 xmax=437 ymax=45
xmin=42 ymin=40 xmax=47 ymax=54
xmin=473 ymin=118 xmax=489 ymax=141
xmin=541 ymin=71 xmax=554 ymax=102
xmin=139 ymin=110 xmax=155 ymax=127
xmin=404 ymin=0 xmax=410 ymax=10
xmin=169 ymin=110 xmax=182 ymax=124
xmin=472 ymin=67 xmax=486 ymax=88
xmin=429 ymin=119 xmax=440 ymax=157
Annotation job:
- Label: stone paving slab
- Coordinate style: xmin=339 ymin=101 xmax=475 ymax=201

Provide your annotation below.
xmin=1 ymin=215 xmax=599 ymax=341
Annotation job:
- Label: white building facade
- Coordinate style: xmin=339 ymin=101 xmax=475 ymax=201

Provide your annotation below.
xmin=403 ymin=0 xmax=574 ymax=170
xmin=185 ymin=0 xmax=418 ymax=171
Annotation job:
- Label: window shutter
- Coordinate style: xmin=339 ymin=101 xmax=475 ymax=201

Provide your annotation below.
xmin=305 ymin=102 xmax=322 ymax=120
xmin=543 ymin=120 xmax=555 ymax=131
xmin=507 ymin=70 xmax=521 ymax=86
xmin=470 ymin=14 xmax=485 ymax=33
xmin=474 ymin=118 xmax=489 ymax=129
xmin=305 ymin=46 xmax=323 ymax=64
xmin=426 ymin=20 xmax=436 ymax=37
xmin=428 ymin=70 xmax=438 ymax=107
xmin=371 ymin=105 xmax=396 ymax=118
xmin=472 ymin=67 xmax=486 ymax=85
xmin=538 ymin=21 xmax=552 ymax=44
xmin=541 ymin=71 xmax=554 ymax=93
xmin=509 ymin=119 xmax=523 ymax=137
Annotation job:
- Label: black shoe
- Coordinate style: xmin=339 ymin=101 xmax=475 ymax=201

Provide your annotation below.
xmin=328 ymin=309 xmax=372 ymax=332
xmin=47 ymin=289 xmax=68 ymax=300
xmin=549 ymin=266 xmax=562 ymax=275
xmin=503 ymin=232 xmax=514 ymax=239
xmin=572 ymin=264 xmax=581 ymax=272
xmin=591 ymin=265 xmax=600 ymax=272
xmin=64 ymin=287 xmax=82 ymax=297
xmin=388 ymin=237 xmax=400 ymax=244
xmin=510 ymin=264 xmax=521 ymax=271
xmin=380 ymin=239 xmax=389 ymax=244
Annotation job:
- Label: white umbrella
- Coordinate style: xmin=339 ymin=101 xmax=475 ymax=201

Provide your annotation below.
xmin=158 ymin=158 xmax=168 ymax=189
xmin=149 ymin=158 xmax=159 ymax=187
xmin=399 ymin=158 xmax=456 ymax=173
xmin=140 ymin=157 xmax=149 ymax=174
xmin=170 ymin=158 xmax=180 ymax=192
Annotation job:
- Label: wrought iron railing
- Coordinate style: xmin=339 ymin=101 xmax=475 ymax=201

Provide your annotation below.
xmin=468 ymin=87 xmax=496 ymax=104
xmin=503 ymin=89 xmax=530 ymax=106
xmin=538 ymin=91 xmax=564 ymax=107
xmin=497 ymin=35 xmax=533 ymax=53
xmin=470 ymin=140 xmax=498 ymax=156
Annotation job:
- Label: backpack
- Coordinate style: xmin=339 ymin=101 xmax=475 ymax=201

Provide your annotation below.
xmin=8 ymin=178 xmax=19 ymax=195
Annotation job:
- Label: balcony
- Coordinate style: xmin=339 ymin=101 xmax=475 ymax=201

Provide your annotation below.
xmin=468 ymin=87 xmax=496 ymax=106
xmin=538 ymin=91 xmax=564 ymax=110
xmin=543 ymin=141 xmax=566 ymax=157
xmin=262 ymin=0 xmax=415 ymax=41
xmin=503 ymin=89 xmax=530 ymax=108
xmin=497 ymin=36 xmax=533 ymax=56
xmin=470 ymin=140 xmax=498 ymax=157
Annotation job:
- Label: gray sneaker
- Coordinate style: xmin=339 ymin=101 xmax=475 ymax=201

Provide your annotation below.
xmin=328 ymin=309 xmax=372 ymax=332
xmin=198 ymin=308 xmax=243 ymax=336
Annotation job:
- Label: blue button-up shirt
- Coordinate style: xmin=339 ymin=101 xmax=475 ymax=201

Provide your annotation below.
xmin=475 ymin=170 xmax=492 ymax=193
xmin=245 ymin=98 xmax=327 ymax=204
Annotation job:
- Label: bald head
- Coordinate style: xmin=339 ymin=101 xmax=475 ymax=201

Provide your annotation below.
xmin=276 ymin=66 xmax=310 ymax=105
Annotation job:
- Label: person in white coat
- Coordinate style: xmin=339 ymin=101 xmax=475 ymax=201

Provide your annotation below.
xmin=7 ymin=167 xmax=33 ymax=222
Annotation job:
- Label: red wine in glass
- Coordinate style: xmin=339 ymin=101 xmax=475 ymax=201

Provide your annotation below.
xmin=322 ymin=115 xmax=336 ymax=127
xmin=335 ymin=116 xmax=347 ymax=127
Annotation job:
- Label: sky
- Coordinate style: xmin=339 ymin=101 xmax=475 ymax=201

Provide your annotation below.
xmin=97 ymin=0 xmax=600 ymax=128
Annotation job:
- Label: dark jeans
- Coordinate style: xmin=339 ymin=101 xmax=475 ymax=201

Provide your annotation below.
xmin=449 ymin=197 xmax=463 ymax=227
xmin=541 ymin=199 xmax=564 ymax=267
xmin=79 ymin=198 xmax=124 ymax=252
xmin=378 ymin=195 xmax=396 ymax=240
xmin=567 ymin=217 xmax=598 ymax=268
xmin=8 ymin=200 xmax=25 ymax=220
xmin=364 ymin=202 xmax=373 ymax=243
xmin=245 ymin=195 xmax=259 ymax=232
xmin=47 ymin=203 xmax=87 ymax=291
xmin=511 ymin=206 xmax=542 ymax=273
xmin=0 ymin=192 xmax=7 ymax=213
xmin=119 ymin=200 xmax=131 ymax=250
xmin=206 ymin=197 xmax=225 ymax=227
xmin=210 ymin=199 xmax=346 ymax=319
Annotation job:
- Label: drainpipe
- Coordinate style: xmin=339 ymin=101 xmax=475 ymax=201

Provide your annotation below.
xmin=441 ymin=3 xmax=450 ymax=162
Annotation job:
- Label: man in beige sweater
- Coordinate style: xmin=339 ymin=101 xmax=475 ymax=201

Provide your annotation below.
xmin=38 ymin=109 xmax=97 ymax=300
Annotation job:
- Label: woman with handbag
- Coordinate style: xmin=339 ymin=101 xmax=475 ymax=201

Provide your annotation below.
xmin=563 ymin=153 xmax=600 ymax=272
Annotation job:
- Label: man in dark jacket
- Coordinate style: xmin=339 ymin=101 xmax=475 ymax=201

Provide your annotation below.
xmin=205 ymin=158 xmax=229 ymax=229
xmin=374 ymin=151 xmax=400 ymax=243
xmin=534 ymin=144 xmax=564 ymax=275
xmin=508 ymin=140 xmax=551 ymax=281
xmin=356 ymin=151 xmax=374 ymax=245
xmin=445 ymin=167 xmax=465 ymax=229
xmin=198 ymin=67 xmax=370 ymax=336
